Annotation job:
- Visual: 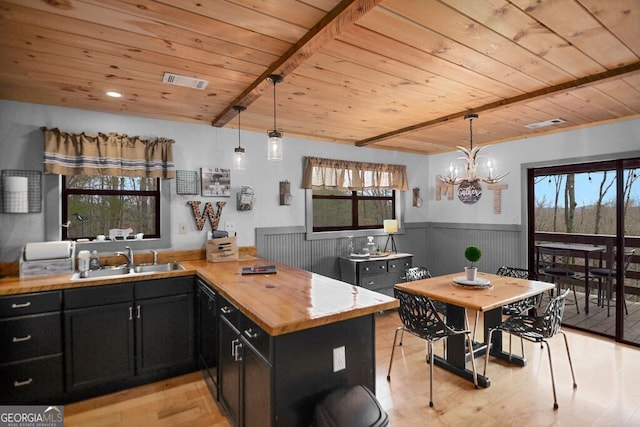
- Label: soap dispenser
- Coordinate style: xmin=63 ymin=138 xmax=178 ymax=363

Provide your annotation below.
xmin=89 ymin=250 xmax=100 ymax=270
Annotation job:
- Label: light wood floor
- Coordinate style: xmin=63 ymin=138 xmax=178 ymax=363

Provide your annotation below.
xmin=65 ymin=310 xmax=640 ymax=426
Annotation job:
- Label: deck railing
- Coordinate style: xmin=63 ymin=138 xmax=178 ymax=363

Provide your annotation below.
xmin=534 ymin=232 xmax=640 ymax=296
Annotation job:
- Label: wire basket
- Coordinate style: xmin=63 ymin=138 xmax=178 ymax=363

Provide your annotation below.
xmin=1 ymin=169 xmax=42 ymax=213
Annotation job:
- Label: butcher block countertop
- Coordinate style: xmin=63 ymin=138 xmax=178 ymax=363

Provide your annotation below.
xmin=0 ymin=257 xmax=398 ymax=336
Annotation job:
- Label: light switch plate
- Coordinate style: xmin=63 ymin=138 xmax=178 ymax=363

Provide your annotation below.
xmin=333 ymin=346 xmax=346 ymax=372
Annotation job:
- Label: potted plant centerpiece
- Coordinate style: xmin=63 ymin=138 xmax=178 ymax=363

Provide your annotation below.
xmin=464 ymin=245 xmax=482 ymax=281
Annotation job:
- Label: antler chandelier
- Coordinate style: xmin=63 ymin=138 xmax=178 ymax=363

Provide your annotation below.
xmin=438 ymin=113 xmax=508 ymax=185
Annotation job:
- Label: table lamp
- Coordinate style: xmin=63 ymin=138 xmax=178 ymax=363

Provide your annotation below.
xmin=383 ymin=219 xmax=398 ymax=253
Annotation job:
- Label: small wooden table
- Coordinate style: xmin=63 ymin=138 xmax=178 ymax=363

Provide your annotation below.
xmin=395 ymin=272 xmax=554 ymax=388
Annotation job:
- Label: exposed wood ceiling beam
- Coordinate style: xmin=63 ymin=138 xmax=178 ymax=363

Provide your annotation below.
xmin=356 ymin=62 xmax=640 ymax=147
xmin=211 ymin=0 xmax=384 ymax=128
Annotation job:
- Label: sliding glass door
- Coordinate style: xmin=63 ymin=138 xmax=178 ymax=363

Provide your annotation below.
xmin=528 ymin=159 xmax=640 ymax=345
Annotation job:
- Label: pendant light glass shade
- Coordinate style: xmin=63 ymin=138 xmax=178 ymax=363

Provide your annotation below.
xmin=268 ymin=130 xmax=282 ymax=161
xmin=266 ymin=74 xmax=284 ymax=161
xmin=232 ymin=105 xmax=246 ymax=170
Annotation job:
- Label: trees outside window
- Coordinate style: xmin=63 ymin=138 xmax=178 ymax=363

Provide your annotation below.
xmin=534 ymin=168 xmax=639 ymax=236
xmin=62 ymin=176 xmax=160 ymax=240
xmin=312 ymin=189 xmax=395 ymax=232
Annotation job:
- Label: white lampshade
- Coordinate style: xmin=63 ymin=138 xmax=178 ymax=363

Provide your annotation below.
xmin=383 ymin=219 xmax=398 ymax=233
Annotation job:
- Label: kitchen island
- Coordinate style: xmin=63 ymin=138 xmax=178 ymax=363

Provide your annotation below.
xmin=0 ymin=256 xmax=397 ymax=426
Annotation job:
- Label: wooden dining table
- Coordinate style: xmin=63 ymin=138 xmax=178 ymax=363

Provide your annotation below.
xmin=395 ymin=272 xmax=555 ymax=388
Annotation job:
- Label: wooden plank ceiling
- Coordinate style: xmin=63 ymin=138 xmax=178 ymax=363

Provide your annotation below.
xmin=0 ymin=0 xmax=638 ymax=155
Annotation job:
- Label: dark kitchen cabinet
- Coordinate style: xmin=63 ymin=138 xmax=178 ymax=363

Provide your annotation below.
xmin=64 ymin=277 xmax=195 ymax=400
xmin=197 ymin=280 xmax=218 ymax=399
xmin=0 ymin=291 xmax=64 ymax=404
xmin=339 ymin=253 xmax=413 ymax=297
xmin=218 ymin=298 xmax=273 ymax=427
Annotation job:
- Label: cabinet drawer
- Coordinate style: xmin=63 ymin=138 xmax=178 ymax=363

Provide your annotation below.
xmin=0 ymin=354 xmax=64 ymax=404
xmin=359 ymin=260 xmax=387 ymax=277
xmin=135 ymin=276 xmax=194 ymax=300
xmin=240 ymin=316 xmax=271 ymax=362
xmin=0 ymin=313 xmax=61 ymax=363
xmin=218 ymin=297 xmax=240 ymax=329
xmin=360 ymin=274 xmax=389 ymax=291
xmin=388 ymin=258 xmax=412 ymax=276
xmin=0 ymin=291 xmax=61 ymax=318
xmin=64 ymin=283 xmax=133 ymax=309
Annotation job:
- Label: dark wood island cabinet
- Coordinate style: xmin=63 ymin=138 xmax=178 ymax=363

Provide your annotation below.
xmin=0 ymin=257 xmax=397 ymax=426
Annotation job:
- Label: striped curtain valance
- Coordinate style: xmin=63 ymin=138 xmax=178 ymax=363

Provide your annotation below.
xmin=301 ymin=156 xmax=408 ymax=191
xmin=41 ymin=127 xmax=175 ymax=179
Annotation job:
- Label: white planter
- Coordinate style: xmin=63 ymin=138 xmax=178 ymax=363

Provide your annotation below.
xmin=465 ymin=266 xmax=478 ymax=282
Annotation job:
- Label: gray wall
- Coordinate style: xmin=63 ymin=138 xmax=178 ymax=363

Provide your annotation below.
xmin=257 ymin=222 xmax=523 ymax=281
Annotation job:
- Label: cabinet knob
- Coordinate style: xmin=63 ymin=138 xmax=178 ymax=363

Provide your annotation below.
xmin=244 ymin=328 xmax=258 ymax=339
xmin=14 ymin=378 xmax=33 ymax=388
xmin=12 ymin=335 xmax=32 ymax=343
xmin=220 ymin=306 xmax=233 ymax=314
xmin=11 ymin=302 xmax=31 ymax=309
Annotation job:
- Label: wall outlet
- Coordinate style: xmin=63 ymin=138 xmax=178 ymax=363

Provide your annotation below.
xmin=179 ymin=223 xmax=187 ymax=234
xmin=333 ymin=346 xmax=346 ymax=372
xmin=225 ymin=221 xmax=236 ymax=234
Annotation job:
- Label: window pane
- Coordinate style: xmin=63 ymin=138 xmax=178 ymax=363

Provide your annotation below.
xmin=67 ymin=194 xmax=157 ymax=239
xmin=534 ymin=171 xmax=617 ymax=234
xmin=313 ymin=198 xmax=352 ymax=228
xmin=358 ymin=199 xmax=393 ymax=226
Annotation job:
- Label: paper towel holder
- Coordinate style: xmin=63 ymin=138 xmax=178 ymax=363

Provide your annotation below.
xmin=1 ymin=169 xmax=42 ymax=213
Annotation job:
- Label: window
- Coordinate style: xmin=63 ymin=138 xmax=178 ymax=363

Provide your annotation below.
xmin=312 ymin=189 xmax=395 ymax=231
xmin=62 ymin=175 xmax=160 ymax=240
xmin=302 ymin=156 xmax=408 ymax=236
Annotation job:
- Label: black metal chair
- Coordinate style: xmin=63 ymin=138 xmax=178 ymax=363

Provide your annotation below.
xmin=588 ymin=249 xmax=634 ymax=316
xmin=387 ymin=288 xmax=478 ymax=407
xmin=405 ymin=267 xmax=444 ymax=314
xmin=537 ymin=247 xmax=580 ymax=314
xmin=495 ymin=266 xmax=542 ymax=357
xmin=496 ymin=266 xmax=540 ymax=316
xmin=483 ymin=289 xmax=577 ymax=410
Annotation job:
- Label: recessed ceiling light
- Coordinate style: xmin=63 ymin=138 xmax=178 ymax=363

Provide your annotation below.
xmin=524 ymin=118 xmax=566 ymax=129
xmin=106 ymin=91 xmax=123 ymax=98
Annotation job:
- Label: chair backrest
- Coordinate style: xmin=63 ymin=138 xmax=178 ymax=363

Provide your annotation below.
xmin=496 ymin=266 xmax=535 ymax=280
xmin=623 ymin=249 xmax=635 ymax=273
xmin=393 ymin=288 xmax=452 ymax=339
xmin=535 ymin=289 xmax=570 ymax=339
xmin=537 ymin=247 xmax=572 ymax=269
xmin=496 ymin=266 xmax=539 ymax=314
xmin=405 ymin=267 xmax=432 ymax=282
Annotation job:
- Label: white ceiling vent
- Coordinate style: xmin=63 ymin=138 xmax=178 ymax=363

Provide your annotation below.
xmin=162 ymin=72 xmax=209 ymax=90
xmin=524 ymin=118 xmax=566 ymax=129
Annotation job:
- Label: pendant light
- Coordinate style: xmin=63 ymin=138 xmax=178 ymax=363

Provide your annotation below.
xmin=266 ymin=74 xmax=283 ymax=161
xmin=232 ymin=105 xmax=246 ymax=170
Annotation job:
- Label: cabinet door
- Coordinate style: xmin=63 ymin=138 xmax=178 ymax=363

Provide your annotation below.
xmin=219 ymin=315 xmax=241 ymax=426
xmin=197 ymin=285 xmax=217 ymax=372
xmin=65 ymin=302 xmax=134 ymax=392
xmin=242 ymin=342 xmax=272 ymax=427
xmin=136 ymin=293 xmax=194 ymax=375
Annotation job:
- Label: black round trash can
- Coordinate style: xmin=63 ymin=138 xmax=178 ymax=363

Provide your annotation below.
xmin=311 ymin=385 xmax=389 ymax=427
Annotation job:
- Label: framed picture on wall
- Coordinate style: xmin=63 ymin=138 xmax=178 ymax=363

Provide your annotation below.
xmin=201 ymin=167 xmax=231 ymax=197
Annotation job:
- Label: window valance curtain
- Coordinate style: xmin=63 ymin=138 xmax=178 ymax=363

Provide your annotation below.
xmin=301 ymin=156 xmax=408 ymax=191
xmin=41 ymin=127 xmax=175 ymax=179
